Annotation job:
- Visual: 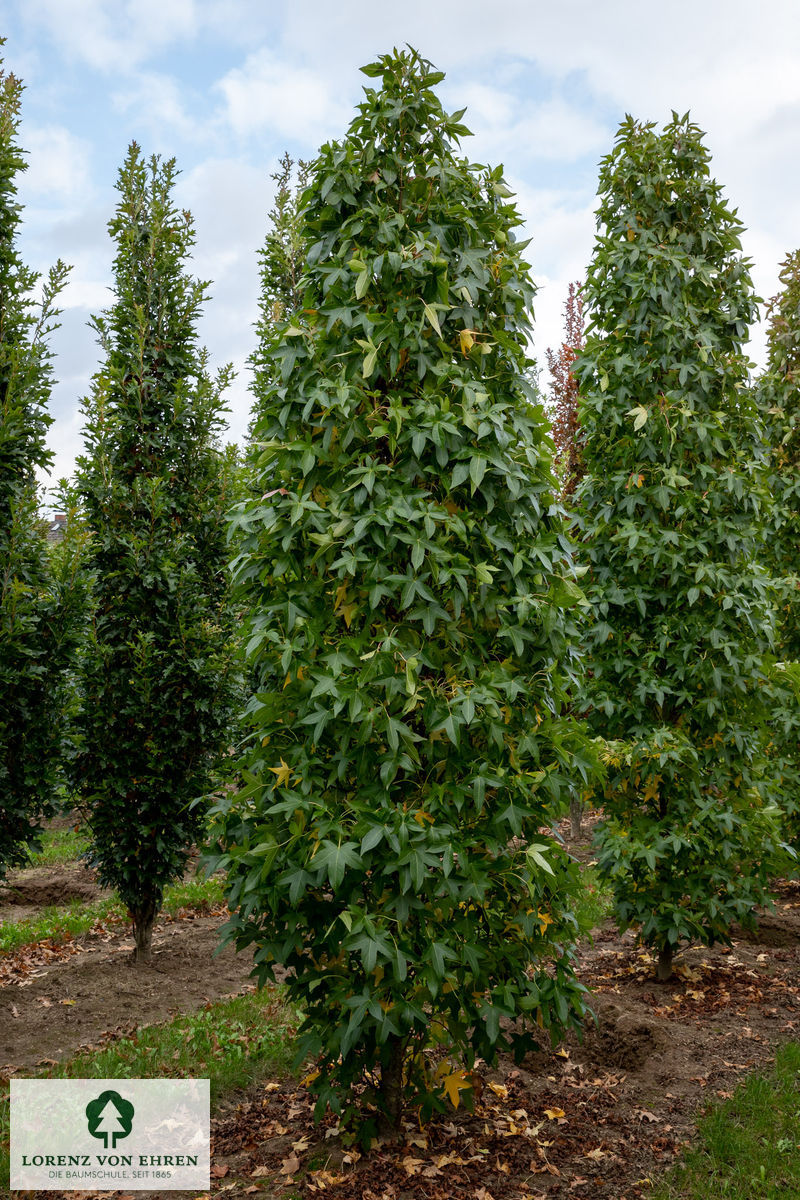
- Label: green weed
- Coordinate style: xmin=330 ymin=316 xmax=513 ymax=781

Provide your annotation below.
xmin=653 ymin=1042 xmax=800 ymax=1199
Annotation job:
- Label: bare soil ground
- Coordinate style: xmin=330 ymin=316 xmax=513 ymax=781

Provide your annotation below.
xmin=0 ymin=862 xmax=258 ymax=1072
xmin=3 ymin=824 xmax=800 ymax=1199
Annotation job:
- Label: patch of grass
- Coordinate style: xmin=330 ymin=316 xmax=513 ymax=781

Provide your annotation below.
xmin=0 ymin=874 xmax=225 ymax=955
xmin=163 ymin=874 xmax=226 ymax=912
xmin=0 ymin=896 xmax=125 ymax=954
xmin=27 ymin=825 xmax=90 ymax=866
xmin=0 ymin=985 xmax=299 ymax=1190
xmin=574 ymin=864 xmax=614 ymax=935
xmin=652 ymin=1042 xmax=800 ymax=1200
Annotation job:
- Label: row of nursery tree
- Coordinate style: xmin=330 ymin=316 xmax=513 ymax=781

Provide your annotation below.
xmin=2 ymin=42 xmax=800 ymax=1136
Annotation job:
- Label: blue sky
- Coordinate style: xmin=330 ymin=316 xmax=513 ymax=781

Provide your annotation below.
xmin=3 ymin=0 xmax=800 ymax=488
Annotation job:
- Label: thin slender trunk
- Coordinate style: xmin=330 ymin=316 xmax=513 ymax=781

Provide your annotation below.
xmin=569 ymin=797 xmax=583 ymax=840
xmin=656 ymin=945 xmax=674 ymax=982
xmin=130 ymin=896 xmax=158 ymax=964
xmin=378 ymin=1035 xmax=405 ymax=1137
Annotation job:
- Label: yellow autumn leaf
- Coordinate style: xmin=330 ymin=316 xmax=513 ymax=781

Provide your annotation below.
xmin=544 ymin=1107 xmax=565 ymax=1120
xmin=487 ymin=1082 xmax=508 ymax=1099
xmin=537 ymin=910 xmax=553 ymax=933
xmin=341 ymin=601 xmax=357 ymax=627
xmin=441 ymin=1069 xmax=473 ymax=1109
xmin=643 ymin=773 xmax=662 ymax=803
xmin=459 ymin=328 xmax=476 ymax=355
xmin=269 ymin=759 xmax=293 ymax=788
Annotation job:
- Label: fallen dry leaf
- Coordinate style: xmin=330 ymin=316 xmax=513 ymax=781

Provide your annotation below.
xmin=487 ymin=1081 xmax=508 ymax=1099
xmin=280 ymin=1152 xmax=301 ymax=1176
xmin=210 ymin=1164 xmax=229 ymax=1178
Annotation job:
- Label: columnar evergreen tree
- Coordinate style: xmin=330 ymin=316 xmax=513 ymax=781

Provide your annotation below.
xmin=576 ymin=113 xmax=783 ymax=981
xmin=759 ymin=249 xmax=800 ymax=843
xmin=245 ymin=154 xmax=310 ymax=473
xmin=0 ymin=48 xmax=76 ymax=878
xmin=76 ymin=144 xmax=237 ymax=961
xmin=256 ymin=152 xmax=311 ymax=338
xmin=208 ymin=49 xmax=596 ymax=1139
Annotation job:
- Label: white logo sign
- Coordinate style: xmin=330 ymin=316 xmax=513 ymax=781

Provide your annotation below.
xmin=10 ymin=1078 xmax=210 ymax=1191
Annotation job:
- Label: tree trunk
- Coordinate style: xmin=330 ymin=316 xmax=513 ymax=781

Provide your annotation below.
xmin=130 ymin=896 xmax=158 ymax=964
xmin=569 ymin=797 xmax=583 ymax=840
xmin=378 ymin=1035 xmax=405 ymax=1137
xmin=655 ymin=945 xmax=674 ymax=982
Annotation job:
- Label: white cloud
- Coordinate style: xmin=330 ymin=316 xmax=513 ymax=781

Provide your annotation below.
xmin=214 ymin=48 xmax=351 ymax=143
xmin=17 ymin=125 xmax=92 ymax=200
xmin=16 ymin=0 xmax=199 ymax=73
xmin=112 ymin=72 xmax=204 ymax=146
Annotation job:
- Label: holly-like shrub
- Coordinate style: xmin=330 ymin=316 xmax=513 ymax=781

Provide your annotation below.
xmin=76 ymin=145 xmax=238 ymax=960
xmin=576 ymin=113 xmax=784 ymax=980
xmin=208 ymin=49 xmax=597 ymax=1139
xmin=0 ymin=48 xmax=77 ymax=878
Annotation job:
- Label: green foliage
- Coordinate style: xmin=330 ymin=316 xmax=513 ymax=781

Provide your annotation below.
xmin=0 ymin=47 xmax=79 ymax=879
xmin=246 ymin=153 xmax=311 ymax=457
xmin=575 ymin=113 xmax=784 ymax=973
xmin=75 ymin=144 xmax=238 ymax=959
xmin=758 ymin=250 xmax=800 ymax=848
xmin=208 ymin=48 xmax=597 ymax=1140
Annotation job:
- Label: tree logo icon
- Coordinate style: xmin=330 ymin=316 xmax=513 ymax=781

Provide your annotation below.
xmin=85 ymin=1090 xmax=135 ymax=1149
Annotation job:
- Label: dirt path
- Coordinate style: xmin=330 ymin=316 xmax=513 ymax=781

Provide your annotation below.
xmin=1 ymin=864 xmax=256 ymax=1072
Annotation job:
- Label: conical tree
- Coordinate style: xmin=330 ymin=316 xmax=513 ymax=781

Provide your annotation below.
xmin=209 ymin=49 xmax=596 ymax=1139
xmin=0 ymin=47 xmax=76 ymax=878
xmin=758 ymin=249 xmax=800 ymax=844
xmin=76 ymin=144 xmax=237 ymax=962
xmin=576 ymin=113 xmax=783 ymax=981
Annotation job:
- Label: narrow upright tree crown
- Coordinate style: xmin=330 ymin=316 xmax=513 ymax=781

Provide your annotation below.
xmin=759 ymin=249 xmax=800 ymax=841
xmin=546 ymin=281 xmax=585 ymax=498
xmin=576 ymin=113 xmax=781 ymax=975
xmin=762 ymin=248 xmax=800 ymax=654
xmin=0 ymin=47 xmax=72 ymax=877
xmin=212 ymin=48 xmax=593 ymax=1135
xmin=77 ymin=144 xmax=236 ymax=960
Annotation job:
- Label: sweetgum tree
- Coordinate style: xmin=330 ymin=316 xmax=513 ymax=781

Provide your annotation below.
xmin=76 ymin=145 xmax=237 ymax=961
xmin=758 ymin=249 xmax=800 ymax=845
xmin=208 ymin=49 xmax=596 ymax=1138
xmin=0 ymin=49 xmax=78 ymax=877
xmin=576 ymin=113 xmax=783 ymax=981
